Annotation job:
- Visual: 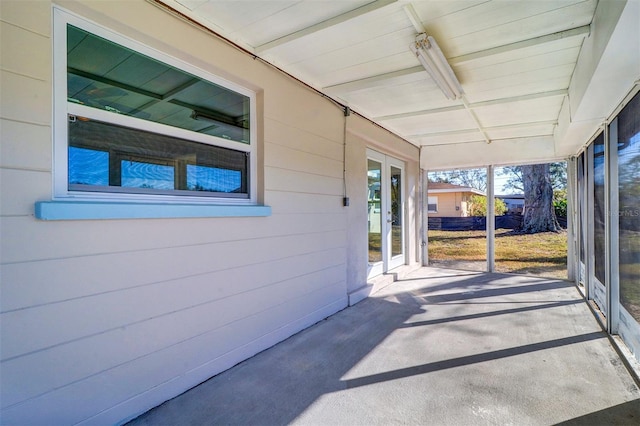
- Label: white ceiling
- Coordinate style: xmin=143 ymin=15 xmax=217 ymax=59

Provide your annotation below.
xmin=159 ymin=0 xmax=607 ymax=166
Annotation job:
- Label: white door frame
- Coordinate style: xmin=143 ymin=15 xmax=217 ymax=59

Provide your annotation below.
xmin=367 ymin=149 xmax=405 ymax=278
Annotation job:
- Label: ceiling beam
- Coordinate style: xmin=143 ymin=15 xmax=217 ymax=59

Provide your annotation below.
xmin=374 ymin=89 xmax=568 ymax=121
xmin=255 ymin=0 xmax=398 ymax=53
xmin=461 ymin=96 xmax=491 ymax=144
xmin=323 ymin=66 xmax=424 ymax=95
xmin=449 ymin=25 xmax=591 ymax=65
xmin=417 ymin=133 xmax=556 ymax=147
xmin=408 ymin=120 xmax=558 ymax=139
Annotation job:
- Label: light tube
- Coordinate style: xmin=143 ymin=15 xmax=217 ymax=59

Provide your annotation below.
xmin=410 ymin=33 xmax=463 ymax=100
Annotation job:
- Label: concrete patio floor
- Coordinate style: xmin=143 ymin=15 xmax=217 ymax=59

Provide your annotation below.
xmin=128 ymin=268 xmax=640 ymax=425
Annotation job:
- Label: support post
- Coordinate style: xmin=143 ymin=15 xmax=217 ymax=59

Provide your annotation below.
xmin=487 ymin=165 xmax=495 ymax=272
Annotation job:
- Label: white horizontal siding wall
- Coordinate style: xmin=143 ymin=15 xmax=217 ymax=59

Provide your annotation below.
xmin=0 ymin=1 xmax=353 ymax=424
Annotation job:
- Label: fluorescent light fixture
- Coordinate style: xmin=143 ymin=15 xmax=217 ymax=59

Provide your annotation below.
xmin=410 ymin=33 xmax=463 ymax=100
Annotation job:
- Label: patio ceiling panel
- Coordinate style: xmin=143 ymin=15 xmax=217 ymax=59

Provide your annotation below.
xmin=158 ymin=0 xmax=612 ymax=167
xmin=382 ymin=108 xmax=478 ymax=137
xmin=335 ymin=78 xmax=450 ymax=119
xmin=413 ymin=0 xmax=596 ymax=57
xmin=473 ymin=96 xmax=565 ymax=128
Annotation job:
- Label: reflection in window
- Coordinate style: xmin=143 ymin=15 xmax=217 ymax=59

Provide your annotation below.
xmin=67 ymin=25 xmax=250 ymax=144
xmin=593 ymin=133 xmax=606 ymax=285
xmin=390 ymin=166 xmax=402 ymax=257
xmin=187 ymin=165 xmax=241 ymax=193
xmin=618 ymin=92 xmax=640 ymax=321
xmin=68 ymin=117 xmax=248 ymax=197
xmin=121 ymin=160 xmax=174 ymax=190
xmin=577 ymin=152 xmax=586 ymax=284
xmin=69 ymin=147 xmax=108 ymax=186
xmin=368 ymin=160 xmax=382 ymax=264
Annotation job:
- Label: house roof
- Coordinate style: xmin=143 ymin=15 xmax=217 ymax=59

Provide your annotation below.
xmin=496 ymin=194 xmax=525 ymax=199
xmin=427 ymin=182 xmax=485 ymax=196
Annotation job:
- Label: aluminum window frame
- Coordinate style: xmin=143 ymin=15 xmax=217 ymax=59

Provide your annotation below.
xmin=52 ymin=7 xmax=258 ymax=205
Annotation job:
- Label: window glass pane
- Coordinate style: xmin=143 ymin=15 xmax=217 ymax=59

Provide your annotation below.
xmin=68 ymin=146 xmax=109 ymax=186
xmin=368 ymin=160 xmax=382 ymax=264
xmin=67 ymin=24 xmax=250 ymax=144
xmin=68 ymin=116 xmax=248 ymax=197
xmin=390 ymin=166 xmax=402 ymax=257
xmin=187 ymin=165 xmax=242 ymax=193
xmin=578 ymin=153 xmax=585 ymax=264
xmin=593 ymin=133 xmax=606 ymax=285
xmin=121 ymin=160 xmax=174 ymax=190
xmin=618 ymin=92 xmax=640 ymax=320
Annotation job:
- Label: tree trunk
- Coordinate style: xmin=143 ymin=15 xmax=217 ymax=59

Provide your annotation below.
xmin=522 ymin=164 xmax=561 ymax=233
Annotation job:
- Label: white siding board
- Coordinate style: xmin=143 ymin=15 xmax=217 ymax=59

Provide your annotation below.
xmin=0 ymin=21 xmax=50 ymax=81
xmin=1 ymin=244 xmax=346 ymax=314
xmin=1 ymin=269 xmax=345 ymax=410
xmin=263 ymin=88 xmax=343 ymax=142
xmin=266 ymin=191 xmax=343 ymax=214
xmin=265 ymin=142 xmax=342 ymax=179
xmin=1 ymin=210 xmax=346 ymax=263
xmin=0 ymin=120 xmax=52 ymax=171
xmin=0 ymin=0 xmax=51 ymax=36
xmin=1 ymin=284 xmax=347 ymax=425
xmin=2 ymin=241 xmax=345 ymax=318
xmin=265 ymin=117 xmax=343 ymax=162
xmin=1 ymin=251 xmax=346 ymax=359
xmin=265 ymin=167 xmax=343 ymax=196
xmin=0 ymin=168 xmax=51 ymax=217
xmin=0 ymin=70 xmax=50 ymax=125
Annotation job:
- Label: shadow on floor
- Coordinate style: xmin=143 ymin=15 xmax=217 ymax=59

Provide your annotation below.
xmin=555 ymin=399 xmax=640 ymax=425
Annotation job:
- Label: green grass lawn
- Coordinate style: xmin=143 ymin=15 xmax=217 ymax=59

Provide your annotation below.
xmin=428 ymin=229 xmax=568 ymax=279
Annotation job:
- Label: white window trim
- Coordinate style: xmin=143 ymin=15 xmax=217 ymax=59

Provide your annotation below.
xmin=52 ymin=7 xmax=258 ymax=206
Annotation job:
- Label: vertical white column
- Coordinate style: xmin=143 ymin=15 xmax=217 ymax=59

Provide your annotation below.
xmin=608 ymin=119 xmax=620 ymax=334
xmin=567 ymin=157 xmax=577 ymax=283
xmin=421 ymin=169 xmax=429 ymax=266
xmin=487 ymin=165 xmax=495 ymax=273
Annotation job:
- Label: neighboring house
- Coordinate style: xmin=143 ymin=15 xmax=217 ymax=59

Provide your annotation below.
xmin=427 ymin=182 xmax=485 ymax=217
xmin=497 ymin=194 xmax=525 ymax=215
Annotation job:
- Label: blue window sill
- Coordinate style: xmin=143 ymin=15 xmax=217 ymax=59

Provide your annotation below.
xmin=35 ymin=201 xmax=271 ymax=220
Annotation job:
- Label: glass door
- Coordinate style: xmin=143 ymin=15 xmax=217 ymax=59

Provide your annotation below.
xmin=589 ymin=133 xmax=607 ymax=315
xmin=367 ymin=150 xmax=405 ymax=278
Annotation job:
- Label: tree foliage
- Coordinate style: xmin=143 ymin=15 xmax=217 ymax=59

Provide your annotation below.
xmin=467 ymin=195 xmax=508 ymax=217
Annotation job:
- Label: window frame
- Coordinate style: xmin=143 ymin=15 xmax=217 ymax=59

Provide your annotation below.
xmin=53 ymin=7 xmax=258 ymax=205
xmin=427 ymin=196 xmax=438 ymax=213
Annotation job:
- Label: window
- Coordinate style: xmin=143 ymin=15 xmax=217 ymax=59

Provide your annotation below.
xmin=428 ymin=196 xmax=438 ymax=213
xmin=54 ymin=9 xmax=256 ymax=204
xmin=618 ymin=92 xmax=640 ymax=321
xmin=592 ymin=132 xmax=606 ymax=285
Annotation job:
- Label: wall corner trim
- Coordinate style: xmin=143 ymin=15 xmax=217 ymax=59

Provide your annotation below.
xmin=34 ymin=201 xmax=272 ymax=220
